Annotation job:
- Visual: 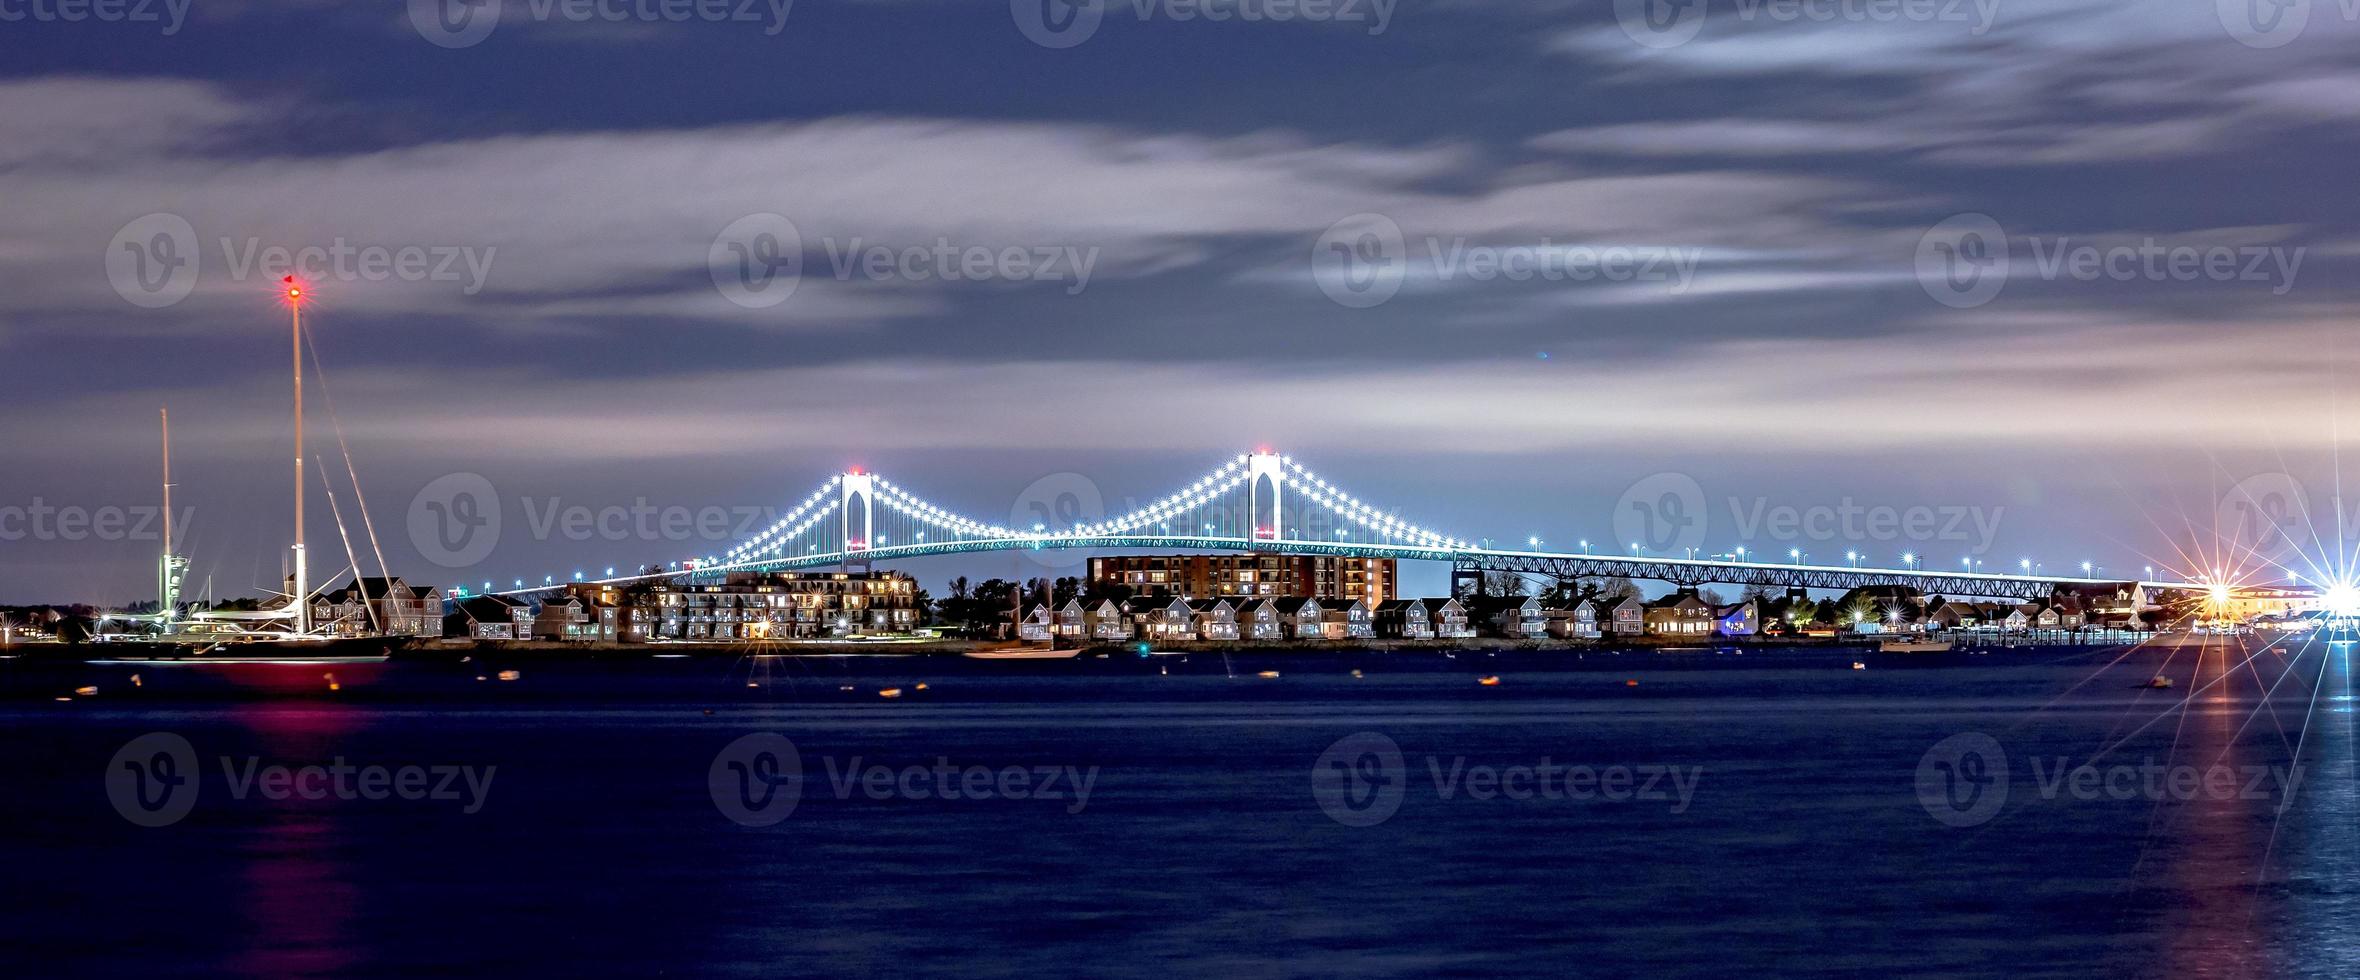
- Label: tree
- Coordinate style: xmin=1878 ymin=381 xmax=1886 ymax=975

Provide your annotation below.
xmin=1483 ymin=571 xmax=1528 ymax=597
xmin=1698 ymin=587 xmax=1728 ymax=606
xmin=948 ymin=576 xmax=971 ymax=600
xmin=1583 ymin=575 xmax=1641 ymax=603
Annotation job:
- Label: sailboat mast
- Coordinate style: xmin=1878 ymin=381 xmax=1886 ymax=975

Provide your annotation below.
xmin=287 ymin=278 xmax=309 ymax=636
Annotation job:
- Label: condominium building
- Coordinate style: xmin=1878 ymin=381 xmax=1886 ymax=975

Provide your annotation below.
xmin=560 ymin=570 xmax=921 ymax=642
xmin=1087 ymin=553 xmax=1396 ymax=602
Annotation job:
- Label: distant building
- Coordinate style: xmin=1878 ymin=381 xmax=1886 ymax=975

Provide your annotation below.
xmin=603 ymin=571 xmax=920 ymax=641
xmin=1270 ymin=597 xmax=1329 ymax=639
xmin=1466 ymin=595 xmax=1543 ymax=638
xmin=1376 ymin=598 xmax=1433 ymax=638
xmin=1190 ymin=598 xmax=1241 ymax=641
xmin=533 ymin=594 xmax=598 ymax=642
xmin=1423 ymin=597 xmax=1475 ymax=638
xmin=1591 ymin=595 xmax=1644 ymax=637
xmin=1714 ymin=600 xmax=1758 ymax=637
xmin=445 ymin=594 xmax=532 ymax=640
xmin=1644 ymin=592 xmax=1713 ymax=636
xmin=1126 ymin=594 xmax=1198 ymax=641
xmin=314 ymin=577 xmax=442 ymax=638
xmin=1088 ymin=553 xmax=1396 ymax=602
xmin=1082 ymin=598 xmax=1132 ymax=641
xmin=1322 ymin=598 xmax=1374 ymax=639
xmin=1233 ymin=598 xmax=1283 ymax=640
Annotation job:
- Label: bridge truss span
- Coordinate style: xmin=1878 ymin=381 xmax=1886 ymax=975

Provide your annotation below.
xmin=476 ymin=450 xmax=2199 ymax=602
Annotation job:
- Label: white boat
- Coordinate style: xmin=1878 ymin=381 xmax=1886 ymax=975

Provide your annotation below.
xmin=1880 ymin=636 xmax=1954 ymax=653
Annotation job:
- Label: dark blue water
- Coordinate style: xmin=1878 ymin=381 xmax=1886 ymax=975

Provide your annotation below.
xmin=5 ymin=640 xmax=2357 ymax=977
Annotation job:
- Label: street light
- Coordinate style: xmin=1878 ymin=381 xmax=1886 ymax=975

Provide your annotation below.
xmin=1528 ymin=535 xmax=1541 ymax=548
xmin=1789 ymin=548 xmax=1802 ymax=565
xmin=1901 ymin=552 xmax=1916 ymax=569
xmin=1735 ymin=546 xmax=1747 ymax=562
xmin=1846 ymin=550 xmax=1859 ymax=568
xmin=1579 ymin=539 xmax=1590 ymax=554
xmin=1631 ymin=543 xmax=1643 ymax=556
xmin=2019 ymin=559 xmax=2032 ymax=573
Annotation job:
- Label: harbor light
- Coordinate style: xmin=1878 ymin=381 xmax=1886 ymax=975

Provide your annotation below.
xmin=2325 ymin=582 xmax=2359 ymax=619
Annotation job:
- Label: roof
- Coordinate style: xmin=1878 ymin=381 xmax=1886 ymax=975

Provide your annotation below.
xmin=451 ymin=595 xmax=526 ymax=620
xmin=1375 ymin=599 xmax=1426 ymax=613
xmin=1271 ymin=597 xmax=1320 ymax=615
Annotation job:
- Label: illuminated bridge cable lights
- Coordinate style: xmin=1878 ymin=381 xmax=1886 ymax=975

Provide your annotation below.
xmin=1278 ymin=457 xmax=1465 ymax=550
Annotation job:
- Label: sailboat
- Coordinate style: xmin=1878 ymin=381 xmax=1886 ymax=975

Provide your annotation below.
xmin=85 ymin=279 xmax=409 ymax=661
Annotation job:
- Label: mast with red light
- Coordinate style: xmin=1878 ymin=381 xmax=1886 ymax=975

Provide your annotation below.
xmin=284 ymin=276 xmax=310 ymax=637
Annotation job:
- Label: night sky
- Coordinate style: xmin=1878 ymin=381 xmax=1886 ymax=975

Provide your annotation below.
xmin=2 ymin=1 xmax=2355 ymax=603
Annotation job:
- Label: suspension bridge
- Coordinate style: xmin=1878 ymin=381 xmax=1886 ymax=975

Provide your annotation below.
xmin=481 ymin=451 xmax=2199 ymax=602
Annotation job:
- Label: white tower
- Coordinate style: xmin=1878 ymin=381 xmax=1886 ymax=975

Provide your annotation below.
xmin=1247 ymin=451 xmax=1285 ymax=541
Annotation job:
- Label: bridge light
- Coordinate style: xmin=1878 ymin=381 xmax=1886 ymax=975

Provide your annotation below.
xmin=1528 ymin=536 xmax=1540 ymax=547
xmin=2019 ymin=559 xmax=2032 ymax=571
xmin=2080 ymin=561 xmax=2093 ymax=574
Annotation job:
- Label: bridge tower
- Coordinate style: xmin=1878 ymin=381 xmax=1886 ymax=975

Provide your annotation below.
xmin=840 ymin=469 xmax=874 ymax=573
xmin=1247 ymin=451 xmax=1285 ymax=542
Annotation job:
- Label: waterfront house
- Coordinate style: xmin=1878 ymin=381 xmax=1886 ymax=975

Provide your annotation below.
xmin=1271 ymin=597 xmax=1328 ymax=640
xmin=1926 ymin=599 xmax=1981 ymax=631
xmin=1467 ymin=595 xmax=1544 ymax=638
xmin=1127 ymin=594 xmax=1198 ymax=641
xmin=1644 ymin=591 xmax=1714 ymax=636
xmin=1189 ymin=598 xmax=1240 ymax=641
xmin=1083 ymin=598 xmax=1132 ymax=641
xmin=1714 ymin=599 xmax=1759 ymax=637
xmin=2049 ymin=597 xmax=2086 ymax=630
xmin=315 ymin=577 xmax=443 ymax=638
xmin=444 ymin=594 xmax=532 ymax=640
xmin=1054 ymin=598 xmax=1088 ymax=638
xmin=1376 ymin=599 xmax=1433 ymax=639
xmin=1545 ymin=600 xmax=1601 ymax=639
xmin=1423 ymin=597 xmax=1475 ymax=638
xmin=1590 ymin=595 xmax=1644 ymax=637
xmin=1233 ymin=598 xmax=1283 ymax=640
xmin=533 ymin=594 xmax=596 ymax=642
xmin=1020 ymin=604 xmax=1054 ymax=642
xmin=1322 ymin=598 xmax=1374 ymax=639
